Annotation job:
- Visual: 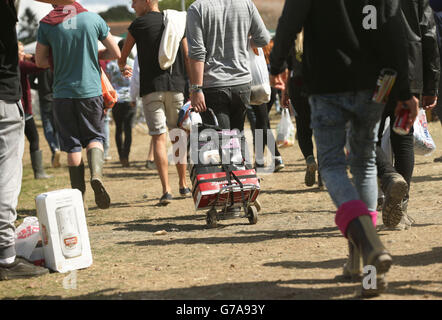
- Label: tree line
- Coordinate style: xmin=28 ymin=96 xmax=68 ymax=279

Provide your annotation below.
xmin=19 ymin=1 xmax=196 ymax=44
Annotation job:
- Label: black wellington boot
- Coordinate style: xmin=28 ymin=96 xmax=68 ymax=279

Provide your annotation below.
xmin=68 ymin=162 xmax=88 ymax=213
xmin=31 ymin=150 xmax=52 ymax=179
xmin=346 ymin=215 xmax=392 ymax=297
xmin=342 ymin=241 xmax=361 ymax=282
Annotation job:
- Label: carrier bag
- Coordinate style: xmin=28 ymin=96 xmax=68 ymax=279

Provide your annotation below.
xmin=249 ymin=46 xmax=271 ymax=105
xmin=101 ymin=68 xmax=118 ymax=109
xmin=381 ymin=118 xmax=393 ymax=163
xmin=276 ymin=108 xmax=295 ymax=148
xmin=414 ymin=108 xmax=436 ymax=156
xmin=15 ymin=217 xmax=41 ymax=260
xmin=177 ymin=101 xmax=202 ymax=131
xmin=189 ymin=109 xmax=245 ymax=185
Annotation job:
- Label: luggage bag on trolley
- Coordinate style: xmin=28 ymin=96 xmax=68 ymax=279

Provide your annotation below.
xmin=188 ymin=108 xmax=261 ymax=228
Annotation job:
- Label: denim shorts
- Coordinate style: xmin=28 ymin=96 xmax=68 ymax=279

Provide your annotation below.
xmin=53 ymin=96 xmax=105 ymax=153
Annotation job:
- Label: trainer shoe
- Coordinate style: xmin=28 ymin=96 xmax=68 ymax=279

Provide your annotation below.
xmin=274 ymin=156 xmax=285 ymax=172
xmin=377 ymin=196 xmax=384 ymax=212
xmin=159 ymin=192 xmax=173 ymax=205
xmin=120 ymin=158 xmax=130 ymax=168
xmin=52 ymin=149 xmax=61 ymax=168
xmin=145 ymin=160 xmax=156 ymax=170
xmin=385 ymin=199 xmax=414 ymax=231
xmin=104 ymin=153 xmax=112 ymax=161
xmin=381 ymin=173 xmax=408 ymax=228
xmin=254 ymin=160 xmax=265 ymax=169
xmin=318 ymin=173 xmax=325 ymax=190
xmin=0 ymin=256 xmax=49 ymax=281
xmin=179 ymin=187 xmax=191 ymax=197
xmin=387 ymin=215 xmax=414 ymax=231
xmin=305 ymin=155 xmax=317 ymax=187
xmin=434 ymin=155 xmax=442 ymax=163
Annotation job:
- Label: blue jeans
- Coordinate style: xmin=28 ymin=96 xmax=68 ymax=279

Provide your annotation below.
xmin=39 ymin=100 xmax=60 ymax=154
xmin=309 ymin=90 xmax=384 ymax=212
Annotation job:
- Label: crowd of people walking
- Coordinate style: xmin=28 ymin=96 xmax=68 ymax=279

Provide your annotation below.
xmin=1 ymin=0 xmax=442 ymax=298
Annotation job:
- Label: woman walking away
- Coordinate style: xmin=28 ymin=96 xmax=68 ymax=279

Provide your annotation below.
xmin=106 ymin=39 xmax=136 ymax=167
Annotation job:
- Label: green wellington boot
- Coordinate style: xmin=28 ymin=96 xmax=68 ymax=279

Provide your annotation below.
xmin=87 ymin=148 xmax=110 ymax=209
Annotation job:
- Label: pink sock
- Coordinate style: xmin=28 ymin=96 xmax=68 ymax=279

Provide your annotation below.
xmin=335 ymin=200 xmax=371 ymax=238
xmin=370 ymin=210 xmax=378 ymax=227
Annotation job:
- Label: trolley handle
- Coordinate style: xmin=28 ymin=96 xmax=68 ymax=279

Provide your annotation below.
xmin=206 ymin=108 xmax=219 ymax=127
xmin=195 ymin=107 xmax=219 ymax=127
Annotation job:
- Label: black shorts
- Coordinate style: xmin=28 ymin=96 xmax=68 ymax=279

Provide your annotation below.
xmin=53 ymin=96 xmax=105 ymax=153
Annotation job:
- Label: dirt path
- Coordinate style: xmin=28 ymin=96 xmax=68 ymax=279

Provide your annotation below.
xmin=1 ymin=114 xmax=442 ymax=300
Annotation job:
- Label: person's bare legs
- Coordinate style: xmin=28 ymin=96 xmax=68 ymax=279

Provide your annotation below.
xmin=147 ymin=139 xmax=154 ymax=161
xmin=170 ymin=131 xmax=188 ymax=190
xmin=67 ymin=141 xmax=103 ymax=166
xmin=152 ymin=133 xmax=171 ymax=195
xmin=67 ymin=151 xmax=82 ymax=167
xmin=176 ymin=163 xmax=188 ymax=189
xmin=145 ymin=139 xmax=157 ymax=170
xmin=67 ymin=142 xmax=110 ymax=209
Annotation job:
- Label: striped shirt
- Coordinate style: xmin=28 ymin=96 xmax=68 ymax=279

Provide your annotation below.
xmin=186 ymin=0 xmax=270 ymax=88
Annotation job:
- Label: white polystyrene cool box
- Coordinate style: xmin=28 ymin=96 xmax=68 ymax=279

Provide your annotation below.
xmin=35 ymin=189 xmax=92 ymax=273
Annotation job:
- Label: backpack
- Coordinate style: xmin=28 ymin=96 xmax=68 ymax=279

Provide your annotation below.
xmin=158 ymin=10 xmax=187 ymax=70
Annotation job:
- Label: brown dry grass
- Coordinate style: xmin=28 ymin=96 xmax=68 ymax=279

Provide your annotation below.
xmin=106 ymin=1 xmax=285 ymax=34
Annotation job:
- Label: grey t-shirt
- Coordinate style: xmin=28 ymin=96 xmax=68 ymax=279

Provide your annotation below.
xmin=186 ymin=0 xmax=270 ymax=88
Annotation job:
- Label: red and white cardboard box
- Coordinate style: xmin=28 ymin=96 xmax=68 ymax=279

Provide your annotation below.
xmin=192 ymin=169 xmax=260 ymax=210
xmin=35 ymin=189 xmax=92 ymax=273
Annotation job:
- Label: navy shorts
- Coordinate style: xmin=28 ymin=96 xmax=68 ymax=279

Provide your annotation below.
xmin=53 ymin=96 xmax=105 ymax=153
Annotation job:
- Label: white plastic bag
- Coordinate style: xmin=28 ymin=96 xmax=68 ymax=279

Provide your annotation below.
xmin=276 ymin=108 xmax=295 ymax=148
xmin=249 ymin=46 xmax=271 ymax=105
xmin=413 ymin=109 xmax=436 ymax=156
xmin=381 ymin=118 xmax=393 ymax=163
xmin=15 ymin=217 xmax=41 ymax=259
xmin=344 ymin=121 xmax=351 ymax=157
xmin=177 ymin=101 xmax=202 ymax=131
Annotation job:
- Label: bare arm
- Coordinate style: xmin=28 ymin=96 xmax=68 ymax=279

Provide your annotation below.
xmin=181 ymin=37 xmax=191 ymax=80
xmin=35 ymin=42 xmax=51 ymax=69
xmin=99 ymin=33 xmax=121 ymax=61
xmin=189 ymin=58 xmax=206 ymax=112
xmin=118 ymin=31 xmax=136 ymax=77
xmin=189 ymin=58 xmax=204 ymax=87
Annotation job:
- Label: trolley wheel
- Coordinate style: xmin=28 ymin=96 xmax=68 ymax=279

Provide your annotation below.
xmin=206 ymin=208 xmax=218 ymax=228
xmin=254 ymin=199 xmax=262 ymax=212
xmin=247 ymin=206 xmax=258 ymax=225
